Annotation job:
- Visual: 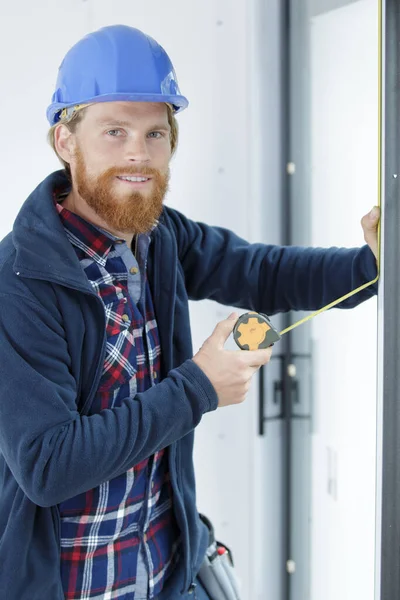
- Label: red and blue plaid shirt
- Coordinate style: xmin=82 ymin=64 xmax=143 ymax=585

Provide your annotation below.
xmin=55 ymin=198 xmax=181 ymax=599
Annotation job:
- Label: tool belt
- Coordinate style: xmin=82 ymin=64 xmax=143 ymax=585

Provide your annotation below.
xmin=197 ymin=514 xmax=242 ymax=600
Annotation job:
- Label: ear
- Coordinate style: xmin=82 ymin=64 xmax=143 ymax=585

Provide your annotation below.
xmin=54 ymin=124 xmax=76 ymax=164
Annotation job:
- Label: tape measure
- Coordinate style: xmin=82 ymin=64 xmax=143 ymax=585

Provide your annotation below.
xmin=233 ymin=0 xmax=383 ymax=351
xmin=233 ymin=312 xmax=281 ymax=350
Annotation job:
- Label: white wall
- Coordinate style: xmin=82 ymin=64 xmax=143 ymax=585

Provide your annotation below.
xmin=0 ymin=1 xmax=88 ymax=240
xmin=0 ymin=2 xmax=278 ymax=598
xmin=310 ymin=2 xmax=378 ymax=599
xmin=0 ymin=2 xmax=381 ymax=600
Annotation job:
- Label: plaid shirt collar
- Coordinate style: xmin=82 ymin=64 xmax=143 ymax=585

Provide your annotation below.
xmin=55 ymin=189 xmax=129 ymax=267
xmin=54 ymin=187 xmax=159 ymax=266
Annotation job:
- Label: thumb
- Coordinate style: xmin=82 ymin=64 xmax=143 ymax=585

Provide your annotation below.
xmin=362 ymin=206 xmax=380 ymax=230
xmin=208 ymin=312 xmax=239 ymax=349
xmin=361 ymin=206 xmax=380 ymax=261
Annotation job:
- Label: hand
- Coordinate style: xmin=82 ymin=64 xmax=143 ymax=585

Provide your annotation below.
xmin=192 ymin=312 xmax=273 ymax=408
xmin=361 ymin=206 xmax=380 ymax=261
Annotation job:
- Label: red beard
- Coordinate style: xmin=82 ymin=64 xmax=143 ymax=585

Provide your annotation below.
xmin=74 ymin=148 xmax=169 ymax=234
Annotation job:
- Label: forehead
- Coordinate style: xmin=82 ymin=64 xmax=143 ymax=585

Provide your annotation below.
xmin=83 ymin=101 xmax=169 ymax=125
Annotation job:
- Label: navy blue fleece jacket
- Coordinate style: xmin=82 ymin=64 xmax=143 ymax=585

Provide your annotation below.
xmin=0 ymin=171 xmax=377 ymax=599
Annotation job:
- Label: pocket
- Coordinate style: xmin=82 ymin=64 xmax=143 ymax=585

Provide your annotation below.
xmin=103 ymin=297 xmax=132 ymax=337
xmin=97 ymin=299 xmax=140 ymax=393
xmin=197 ymin=515 xmax=242 ymax=600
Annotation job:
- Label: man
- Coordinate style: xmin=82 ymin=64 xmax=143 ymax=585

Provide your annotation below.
xmin=0 ymin=24 xmax=379 ymax=600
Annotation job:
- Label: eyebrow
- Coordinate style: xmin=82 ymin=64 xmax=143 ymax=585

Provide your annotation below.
xmin=97 ymin=119 xmax=170 ymax=131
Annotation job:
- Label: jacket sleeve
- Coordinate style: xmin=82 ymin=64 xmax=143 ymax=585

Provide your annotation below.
xmin=167 ymin=208 xmax=378 ymax=313
xmin=0 ymin=293 xmax=217 ymax=508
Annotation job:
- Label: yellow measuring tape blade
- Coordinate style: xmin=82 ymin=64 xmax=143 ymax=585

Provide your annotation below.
xmin=280 ymin=0 xmax=383 ymax=338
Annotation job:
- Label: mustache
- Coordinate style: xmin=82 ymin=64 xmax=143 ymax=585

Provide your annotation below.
xmin=102 ymin=165 xmax=163 ymax=178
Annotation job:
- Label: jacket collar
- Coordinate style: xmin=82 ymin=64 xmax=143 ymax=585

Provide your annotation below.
xmin=12 ymin=170 xmax=95 ymax=291
xmin=12 ymin=170 xmax=166 ymax=292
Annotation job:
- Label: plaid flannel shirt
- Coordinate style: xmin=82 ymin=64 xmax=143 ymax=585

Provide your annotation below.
xmin=55 ymin=199 xmax=180 ymax=599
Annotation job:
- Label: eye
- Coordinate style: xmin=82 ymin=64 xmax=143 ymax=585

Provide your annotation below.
xmin=106 ymin=129 xmax=123 ymax=137
xmin=148 ymin=131 xmax=164 ymax=139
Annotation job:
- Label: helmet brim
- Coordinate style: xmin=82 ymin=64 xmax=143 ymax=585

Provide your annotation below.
xmin=47 ymin=92 xmax=189 ymax=126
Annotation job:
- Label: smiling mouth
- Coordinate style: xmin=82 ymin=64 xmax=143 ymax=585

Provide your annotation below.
xmin=117 ymin=175 xmax=151 ymax=184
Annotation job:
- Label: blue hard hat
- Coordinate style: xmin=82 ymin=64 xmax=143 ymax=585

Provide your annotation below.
xmin=46 ymin=24 xmax=189 ymax=126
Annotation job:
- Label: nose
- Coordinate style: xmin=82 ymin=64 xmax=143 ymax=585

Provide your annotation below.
xmin=124 ymin=135 xmax=151 ymax=163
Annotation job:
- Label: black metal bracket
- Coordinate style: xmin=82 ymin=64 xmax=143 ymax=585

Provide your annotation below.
xmin=258 ymin=353 xmax=311 ymax=436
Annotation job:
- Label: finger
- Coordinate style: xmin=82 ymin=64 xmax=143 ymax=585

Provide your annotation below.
xmin=207 ymin=312 xmax=239 ymax=349
xmin=239 ymin=347 xmax=273 ymax=367
xmin=361 ymin=206 xmax=380 ymax=232
xmin=361 ymin=207 xmax=380 ymax=260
